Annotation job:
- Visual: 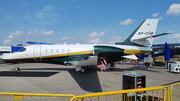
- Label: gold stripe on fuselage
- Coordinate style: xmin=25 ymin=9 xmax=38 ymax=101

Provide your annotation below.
xmin=124 ymin=49 xmax=150 ymax=55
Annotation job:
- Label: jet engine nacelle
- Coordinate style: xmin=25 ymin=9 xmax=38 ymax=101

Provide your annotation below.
xmin=94 ymin=46 xmax=124 ymax=57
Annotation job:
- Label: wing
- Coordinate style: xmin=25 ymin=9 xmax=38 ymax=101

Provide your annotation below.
xmin=64 ymin=56 xmax=98 ymax=67
xmin=75 ymin=56 xmax=97 ymax=67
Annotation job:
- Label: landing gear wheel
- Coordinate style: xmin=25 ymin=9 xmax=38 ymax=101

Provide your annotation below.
xmin=14 ymin=67 xmax=20 ymax=71
xmin=14 ymin=64 xmax=20 ymax=71
xmin=3 ymin=60 xmax=6 ymax=63
xmin=85 ymin=66 xmax=88 ymax=70
xmin=80 ymin=67 xmax=86 ymax=73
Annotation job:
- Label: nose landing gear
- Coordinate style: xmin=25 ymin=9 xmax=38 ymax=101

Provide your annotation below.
xmin=14 ymin=64 xmax=20 ymax=71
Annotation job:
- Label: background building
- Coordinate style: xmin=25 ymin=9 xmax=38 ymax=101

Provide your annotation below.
xmin=0 ymin=46 xmax=23 ymax=54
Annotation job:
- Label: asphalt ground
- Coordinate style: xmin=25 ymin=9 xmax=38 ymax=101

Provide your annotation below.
xmin=0 ymin=62 xmax=180 ymax=96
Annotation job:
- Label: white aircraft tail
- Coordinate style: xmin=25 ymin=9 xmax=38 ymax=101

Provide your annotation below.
xmin=116 ymin=19 xmax=159 ymax=47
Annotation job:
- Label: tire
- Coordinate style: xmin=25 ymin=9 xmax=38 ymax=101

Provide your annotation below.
xmin=81 ymin=67 xmax=86 ymax=73
xmin=2 ymin=60 xmax=6 ymax=63
xmin=85 ymin=66 xmax=88 ymax=70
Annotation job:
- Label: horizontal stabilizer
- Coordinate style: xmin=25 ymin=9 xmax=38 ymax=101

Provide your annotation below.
xmin=122 ymin=55 xmax=138 ymax=60
xmin=132 ymin=32 xmax=174 ymax=41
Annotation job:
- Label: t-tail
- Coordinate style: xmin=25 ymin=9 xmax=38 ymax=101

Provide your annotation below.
xmin=116 ymin=19 xmax=159 ymax=47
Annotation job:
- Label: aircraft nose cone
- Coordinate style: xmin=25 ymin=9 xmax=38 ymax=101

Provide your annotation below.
xmin=2 ymin=55 xmax=10 ymax=60
xmin=2 ymin=56 xmax=7 ymax=60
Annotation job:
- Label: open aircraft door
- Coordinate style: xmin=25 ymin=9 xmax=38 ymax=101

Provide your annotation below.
xmin=34 ymin=46 xmax=42 ymax=61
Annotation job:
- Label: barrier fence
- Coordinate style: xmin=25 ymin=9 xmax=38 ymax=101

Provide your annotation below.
xmin=70 ymin=86 xmax=168 ymax=101
xmin=0 ymin=92 xmax=75 ymax=101
xmin=1 ymin=83 xmax=180 ymax=101
xmin=170 ymin=82 xmax=180 ymax=101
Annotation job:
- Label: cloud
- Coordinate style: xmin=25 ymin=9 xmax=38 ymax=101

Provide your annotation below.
xmin=28 ymin=29 xmax=53 ymax=36
xmin=61 ymin=37 xmax=69 ymax=40
xmin=25 ymin=6 xmax=60 ymax=24
xmin=120 ymin=19 xmax=136 ymax=25
xmin=34 ymin=6 xmax=59 ymax=24
xmin=27 ymin=30 xmax=37 ymax=36
xmin=3 ymin=29 xmax=53 ymax=45
xmin=8 ymin=31 xmax=24 ymax=39
xmin=42 ymin=29 xmax=53 ymax=35
xmin=36 ymin=6 xmax=56 ymax=19
xmin=87 ymin=37 xmax=102 ymax=43
xmin=89 ymin=32 xmax=98 ymax=37
xmin=167 ymin=33 xmax=180 ymax=41
xmin=152 ymin=12 xmax=159 ymax=17
xmin=8 ymin=35 xmax=13 ymax=39
xmin=166 ymin=3 xmax=180 ymax=16
xmin=108 ymin=36 xmax=121 ymax=43
xmin=3 ymin=31 xmax=24 ymax=45
xmin=3 ymin=39 xmax=11 ymax=45
xmin=100 ymin=30 xmax=106 ymax=36
xmin=153 ymin=37 xmax=159 ymax=40
xmin=158 ymin=17 xmax=163 ymax=20
xmin=167 ymin=36 xmax=173 ymax=39
xmin=89 ymin=30 xmax=106 ymax=37
xmin=152 ymin=12 xmax=163 ymax=20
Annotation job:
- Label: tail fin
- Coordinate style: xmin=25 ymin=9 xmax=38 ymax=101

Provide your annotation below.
xmin=116 ymin=19 xmax=159 ymax=47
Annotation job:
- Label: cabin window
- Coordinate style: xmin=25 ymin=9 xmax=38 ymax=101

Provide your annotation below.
xmin=51 ymin=49 xmax=54 ymax=53
xmin=62 ymin=49 xmax=65 ymax=53
xmin=45 ymin=49 xmax=48 ymax=53
xmin=67 ymin=49 xmax=70 ymax=53
xmin=18 ymin=48 xmax=26 ymax=52
xmin=56 ymin=49 xmax=60 ymax=53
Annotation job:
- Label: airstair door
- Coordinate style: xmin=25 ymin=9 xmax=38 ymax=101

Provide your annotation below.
xmin=34 ymin=46 xmax=42 ymax=61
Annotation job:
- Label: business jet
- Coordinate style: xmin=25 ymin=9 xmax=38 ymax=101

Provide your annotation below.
xmin=2 ymin=19 xmax=173 ymax=73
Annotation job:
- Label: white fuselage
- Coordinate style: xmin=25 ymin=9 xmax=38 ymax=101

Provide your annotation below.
xmin=2 ymin=44 xmax=152 ymax=61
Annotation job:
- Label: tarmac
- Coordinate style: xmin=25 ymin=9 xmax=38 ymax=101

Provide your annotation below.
xmin=0 ymin=61 xmax=180 ymax=96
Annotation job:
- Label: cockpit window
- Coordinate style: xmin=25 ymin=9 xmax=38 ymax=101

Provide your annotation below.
xmin=18 ymin=48 xmax=26 ymax=52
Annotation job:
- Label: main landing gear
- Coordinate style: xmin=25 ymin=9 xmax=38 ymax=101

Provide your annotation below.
xmin=76 ymin=66 xmax=88 ymax=73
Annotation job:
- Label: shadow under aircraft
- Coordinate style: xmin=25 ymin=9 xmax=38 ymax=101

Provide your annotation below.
xmin=0 ymin=71 xmax=59 ymax=77
xmin=0 ymin=64 xmax=162 ymax=92
xmin=0 ymin=65 xmax=103 ymax=92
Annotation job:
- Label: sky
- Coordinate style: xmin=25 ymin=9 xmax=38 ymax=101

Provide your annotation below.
xmin=0 ymin=0 xmax=180 ymax=46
